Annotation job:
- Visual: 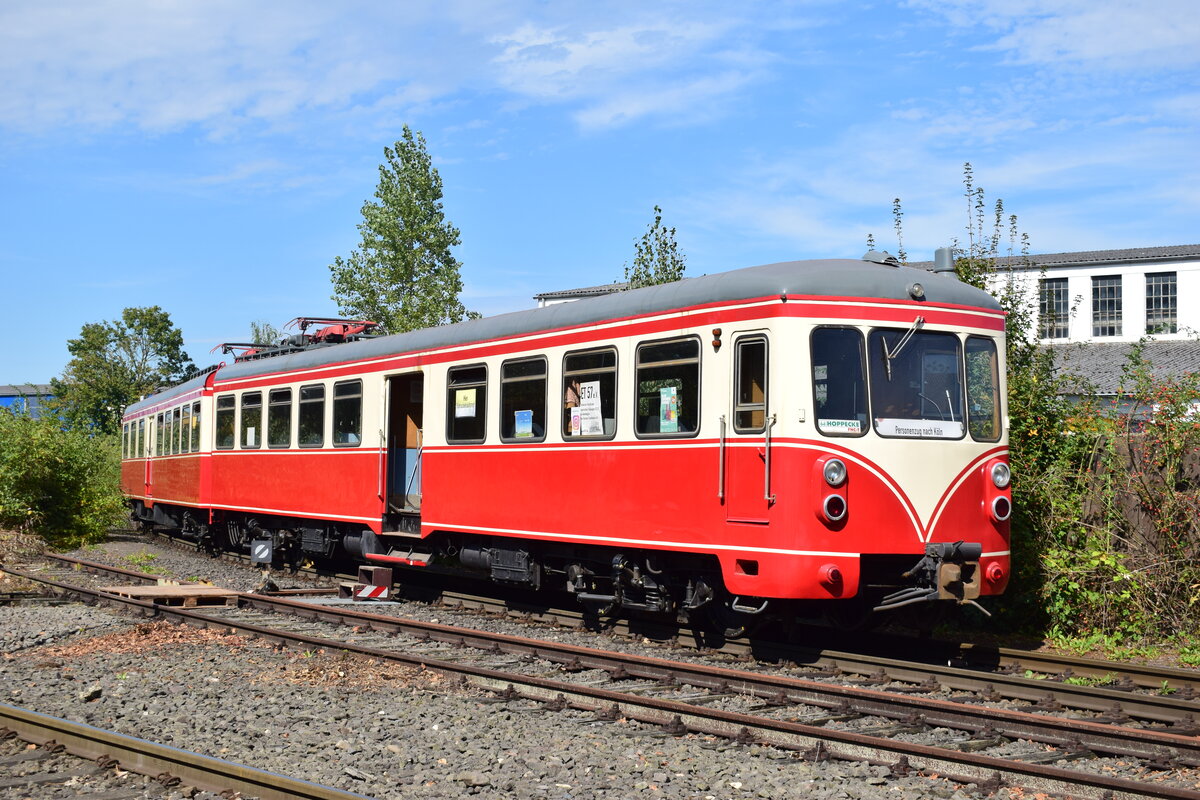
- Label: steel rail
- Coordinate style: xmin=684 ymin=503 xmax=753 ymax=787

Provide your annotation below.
xmin=36 ymin=552 xmax=1200 ymax=725
xmin=0 ymin=703 xmax=372 ymax=800
xmin=5 ymin=565 xmax=1200 ymax=800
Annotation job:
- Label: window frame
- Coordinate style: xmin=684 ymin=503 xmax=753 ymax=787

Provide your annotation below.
xmin=268 ymin=388 xmax=293 ymax=449
xmin=633 ymin=336 xmax=702 ymax=439
xmin=810 ymin=326 xmax=869 ymax=438
xmin=190 ymin=401 xmax=201 ymax=452
xmin=240 ymin=391 xmax=263 ymax=449
xmin=215 ymin=394 xmax=236 ymax=450
xmin=965 ymin=335 xmax=1002 ymax=443
xmin=298 ymin=384 xmax=326 ymax=448
xmin=180 ymin=404 xmax=191 ymax=454
xmin=500 ymin=356 xmax=548 ymax=443
xmin=1038 ymin=277 xmax=1069 ymax=339
xmin=332 ymin=379 xmax=364 ymax=448
xmin=561 ymin=347 xmax=618 ymax=441
xmin=446 ymin=364 xmax=488 ymax=444
xmin=1146 ymin=271 xmax=1178 ymax=335
xmin=732 ymin=335 xmax=769 ymax=434
xmin=867 ymin=327 xmax=967 ymax=441
xmin=1092 ymin=274 xmax=1123 ymax=337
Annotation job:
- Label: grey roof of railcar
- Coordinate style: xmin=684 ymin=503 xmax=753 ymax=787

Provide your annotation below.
xmin=129 ymin=257 xmax=999 ymax=414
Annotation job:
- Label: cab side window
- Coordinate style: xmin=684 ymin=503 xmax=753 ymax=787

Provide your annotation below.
xmin=635 ymin=338 xmax=700 ymax=437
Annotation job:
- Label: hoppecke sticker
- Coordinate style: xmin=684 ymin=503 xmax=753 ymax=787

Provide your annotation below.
xmin=818 ymin=419 xmax=862 ymax=434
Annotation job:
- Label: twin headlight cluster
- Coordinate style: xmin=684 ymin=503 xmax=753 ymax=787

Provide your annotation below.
xmin=816 ymin=456 xmax=1012 ymax=525
xmin=820 ymin=457 xmax=848 ymax=523
xmin=989 ymin=460 xmax=1012 ymax=521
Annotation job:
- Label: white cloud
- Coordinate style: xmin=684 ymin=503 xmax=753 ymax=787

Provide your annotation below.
xmin=911 ymin=0 xmax=1200 ymax=70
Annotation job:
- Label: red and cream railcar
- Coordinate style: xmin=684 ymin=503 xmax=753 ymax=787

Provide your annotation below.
xmin=121 ymin=253 xmax=1011 ymax=621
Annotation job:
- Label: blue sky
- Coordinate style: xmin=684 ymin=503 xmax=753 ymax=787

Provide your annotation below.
xmin=2 ymin=0 xmax=1197 ymax=383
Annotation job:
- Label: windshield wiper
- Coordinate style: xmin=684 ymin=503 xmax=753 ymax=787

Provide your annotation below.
xmin=881 ymin=316 xmax=925 ymax=381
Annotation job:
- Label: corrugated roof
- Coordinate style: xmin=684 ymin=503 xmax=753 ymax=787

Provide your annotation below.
xmin=910 ymin=243 xmax=1200 ymax=271
xmin=0 ymin=384 xmax=52 ymax=396
xmin=533 ymin=281 xmax=628 ymax=300
xmin=1050 ymin=340 xmax=1200 ymax=395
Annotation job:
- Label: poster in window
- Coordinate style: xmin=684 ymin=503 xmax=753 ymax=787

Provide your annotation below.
xmin=455 ymin=388 xmax=476 ymax=418
xmin=659 ymin=386 xmax=679 ymax=433
xmin=578 ymin=380 xmax=603 ymax=436
xmin=570 ymin=407 xmax=582 ymax=436
xmin=514 ymin=409 xmax=533 ymax=438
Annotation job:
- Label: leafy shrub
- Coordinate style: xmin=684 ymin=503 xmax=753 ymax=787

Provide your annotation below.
xmin=0 ymin=409 xmax=126 ymax=549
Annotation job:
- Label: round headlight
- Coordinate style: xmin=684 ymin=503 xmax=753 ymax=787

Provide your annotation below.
xmin=823 ymin=458 xmax=847 ymax=487
xmin=991 ymin=462 xmax=1011 ymax=489
xmin=823 ymin=494 xmax=847 ymax=522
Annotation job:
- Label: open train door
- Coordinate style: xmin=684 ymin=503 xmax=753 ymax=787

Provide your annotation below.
xmin=725 ymin=333 xmax=773 ymax=523
xmin=385 ymin=374 xmax=423 ymax=523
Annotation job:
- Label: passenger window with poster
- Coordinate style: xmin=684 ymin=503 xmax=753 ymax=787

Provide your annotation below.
xmin=241 ymin=392 xmax=262 ymax=448
xmin=811 ymin=327 xmax=868 ymax=437
xmin=215 ymin=396 xmax=235 ymax=449
xmin=635 ymin=338 xmax=700 ymax=437
xmin=500 ymin=358 xmax=546 ymax=442
xmin=447 ymin=366 xmax=487 ymax=443
xmin=562 ymin=348 xmax=616 ymax=439
xmin=868 ymin=329 xmax=964 ymax=439
xmin=333 ymin=380 xmax=362 ymax=446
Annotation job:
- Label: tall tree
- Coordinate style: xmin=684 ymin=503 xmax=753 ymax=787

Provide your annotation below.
xmin=49 ymin=306 xmax=194 ymax=435
xmin=623 ymin=205 xmax=687 ymax=289
xmin=330 ymin=127 xmax=473 ymax=334
xmin=249 ymin=319 xmax=283 ymax=346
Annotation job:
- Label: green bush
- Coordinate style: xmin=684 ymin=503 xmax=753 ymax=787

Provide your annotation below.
xmin=0 ymin=409 xmax=126 ymax=549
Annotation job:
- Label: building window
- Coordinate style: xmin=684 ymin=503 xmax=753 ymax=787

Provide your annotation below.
xmin=333 ymin=380 xmax=363 ymax=446
xmin=298 ymin=385 xmax=325 ymax=447
xmin=1038 ymin=277 xmax=1069 ymax=339
xmin=1091 ymin=275 xmax=1122 ymax=337
xmin=635 ymin=337 xmax=700 ymax=437
xmin=1146 ymin=272 xmax=1177 ymax=334
xmin=268 ymin=389 xmax=292 ymax=448
xmin=447 ymin=365 xmax=487 ymax=443
xmin=500 ymin=357 xmax=547 ymax=442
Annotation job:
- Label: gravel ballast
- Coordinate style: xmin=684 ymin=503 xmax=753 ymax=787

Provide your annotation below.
xmin=0 ymin=536 xmax=1009 ymax=800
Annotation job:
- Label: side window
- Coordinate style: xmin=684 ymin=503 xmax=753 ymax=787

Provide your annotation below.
xmin=173 ymin=407 xmax=182 ymax=454
xmin=181 ymin=405 xmax=191 ymax=454
xmin=137 ymin=419 xmax=145 ymax=457
xmin=333 ymin=380 xmax=363 ymax=446
xmin=734 ymin=336 xmax=768 ymax=432
xmin=447 ymin=365 xmax=487 ymax=443
xmin=215 ymin=395 xmax=236 ymax=449
xmin=268 ymin=389 xmax=292 ymax=448
xmin=562 ymin=348 xmax=617 ymax=439
xmin=635 ymin=338 xmax=700 ymax=437
xmin=241 ymin=392 xmax=262 ymax=448
xmin=966 ymin=336 xmax=1002 ymax=442
xmin=298 ymin=384 xmax=325 ymax=447
xmin=811 ymin=327 xmax=868 ymax=437
xmin=501 ymin=357 xmax=547 ymax=442
xmin=191 ymin=402 xmax=201 ymax=452
xmin=155 ymin=413 xmax=164 ymax=456
xmin=121 ymin=423 xmax=128 ymax=459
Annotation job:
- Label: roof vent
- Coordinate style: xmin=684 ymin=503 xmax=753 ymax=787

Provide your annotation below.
xmin=932 ymin=246 xmax=956 ymax=274
xmin=863 ymin=250 xmax=900 ymax=267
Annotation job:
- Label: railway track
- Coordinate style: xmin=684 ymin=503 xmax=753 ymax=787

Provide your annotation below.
xmin=144 ymin=528 xmax=1200 ymax=698
xmin=5 ymin=553 xmax=1200 ymax=799
xmin=0 ymin=702 xmax=371 ymax=799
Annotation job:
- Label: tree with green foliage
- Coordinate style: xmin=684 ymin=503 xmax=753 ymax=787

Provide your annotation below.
xmin=249 ymin=320 xmax=283 ymax=347
xmin=0 ymin=409 xmax=125 ymax=548
xmin=49 ymin=306 xmax=194 ymax=435
xmin=330 ymin=127 xmax=474 ymax=334
xmin=624 ymin=205 xmax=687 ymax=289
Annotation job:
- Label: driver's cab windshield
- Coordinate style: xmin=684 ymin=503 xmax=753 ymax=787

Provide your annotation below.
xmin=868 ymin=330 xmax=964 ymax=439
